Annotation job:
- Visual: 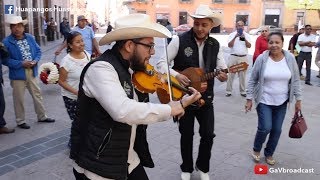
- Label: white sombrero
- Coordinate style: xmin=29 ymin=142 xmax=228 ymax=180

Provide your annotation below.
xmin=189 ymin=4 xmax=222 ymax=27
xmin=6 ymin=16 xmax=28 ymax=26
xmin=99 ymin=13 xmax=172 ymax=46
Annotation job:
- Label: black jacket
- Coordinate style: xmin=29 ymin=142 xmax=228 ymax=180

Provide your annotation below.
xmin=70 ymin=48 xmax=154 ymax=180
xmin=173 ymin=29 xmax=220 ymax=105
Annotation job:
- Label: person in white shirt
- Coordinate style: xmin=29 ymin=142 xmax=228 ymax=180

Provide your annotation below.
xmin=69 ymin=13 xmax=201 ymax=180
xmin=297 ymin=24 xmax=317 ymax=85
xmin=156 ymin=4 xmax=227 ymax=180
xmin=226 ymin=20 xmax=251 ymax=97
xmin=58 ymin=31 xmax=90 ymax=146
xmin=245 ymin=32 xmax=302 ymax=166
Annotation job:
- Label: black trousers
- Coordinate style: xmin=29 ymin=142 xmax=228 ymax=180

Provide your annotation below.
xmin=179 ymin=104 xmax=215 ymax=173
xmin=73 ymin=163 xmax=149 ymax=180
xmin=298 ymin=51 xmax=312 ymax=82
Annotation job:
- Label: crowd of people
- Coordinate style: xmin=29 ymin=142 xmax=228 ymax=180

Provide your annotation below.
xmin=0 ymin=3 xmax=319 ymax=180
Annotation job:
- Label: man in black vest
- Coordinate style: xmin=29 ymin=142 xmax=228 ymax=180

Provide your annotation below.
xmin=69 ymin=14 xmax=201 ymax=180
xmin=156 ymin=4 xmax=227 ymax=180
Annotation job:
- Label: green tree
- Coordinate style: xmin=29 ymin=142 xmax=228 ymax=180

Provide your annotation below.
xmin=285 ymin=0 xmax=320 ymax=18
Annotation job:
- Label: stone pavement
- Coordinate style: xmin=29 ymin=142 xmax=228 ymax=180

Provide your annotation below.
xmin=0 ymin=34 xmax=319 ymax=180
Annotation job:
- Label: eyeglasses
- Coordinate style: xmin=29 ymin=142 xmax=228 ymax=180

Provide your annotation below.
xmin=262 ymin=30 xmax=268 ymax=32
xmin=306 ymin=28 xmax=312 ymax=30
xmin=132 ymin=41 xmax=155 ymax=53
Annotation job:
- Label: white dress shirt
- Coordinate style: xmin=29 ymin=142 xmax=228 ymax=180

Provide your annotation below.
xmin=227 ymin=31 xmax=251 ymax=55
xmin=297 ymin=33 xmax=317 ymax=52
xmin=156 ymin=35 xmax=227 ymax=77
xmin=73 ymin=61 xmax=172 ymax=180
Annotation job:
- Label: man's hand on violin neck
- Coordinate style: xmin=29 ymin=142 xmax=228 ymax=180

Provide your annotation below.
xmin=176 ymin=74 xmax=191 ymax=86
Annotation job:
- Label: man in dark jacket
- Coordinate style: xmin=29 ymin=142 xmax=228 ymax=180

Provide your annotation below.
xmin=60 ymin=17 xmax=71 ymax=41
xmin=0 ymin=42 xmax=15 ymax=134
xmin=156 ymin=4 xmax=227 ymax=180
xmin=69 ymin=13 xmax=201 ymax=180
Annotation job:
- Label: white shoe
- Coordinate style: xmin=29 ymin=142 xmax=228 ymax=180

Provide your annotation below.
xmin=199 ymin=170 xmax=210 ymax=180
xmin=181 ymin=172 xmax=191 ymax=180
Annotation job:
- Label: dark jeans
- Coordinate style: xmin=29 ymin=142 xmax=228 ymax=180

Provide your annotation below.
xmin=62 ymin=96 xmax=77 ymax=121
xmin=0 ymin=84 xmax=6 ymax=128
xmin=73 ymin=163 xmax=149 ymax=180
xmin=179 ymin=104 xmax=215 ymax=173
xmin=298 ymin=51 xmax=312 ymax=82
xmin=253 ymin=101 xmax=287 ymax=157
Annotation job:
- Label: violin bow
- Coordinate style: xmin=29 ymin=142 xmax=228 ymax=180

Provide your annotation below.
xmin=164 ymin=38 xmax=178 ymax=123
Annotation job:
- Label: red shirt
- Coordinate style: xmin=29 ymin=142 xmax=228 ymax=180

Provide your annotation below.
xmin=253 ymin=35 xmax=268 ymax=63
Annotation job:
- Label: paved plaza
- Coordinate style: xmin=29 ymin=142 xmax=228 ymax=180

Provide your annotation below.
xmin=0 ymin=33 xmax=319 ymax=180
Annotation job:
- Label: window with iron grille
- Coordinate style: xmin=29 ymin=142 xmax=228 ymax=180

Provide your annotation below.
xmin=213 ymin=0 xmax=223 ymax=3
xmin=179 ymin=12 xmax=188 ymax=25
xmin=137 ymin=11 xmax=147 ymax=14
xmin=180 ymin=0 xmax=192 ymax=3
xmin=239 ymin=0 xmax=248 ymax=3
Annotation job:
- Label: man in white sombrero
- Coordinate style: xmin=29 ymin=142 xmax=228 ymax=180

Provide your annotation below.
xmin=156 ymin=4 xmax=227 ymax=180
xmin=69 ymin=13 xmax=201 ymax=180
xmin=2 ymin=16 xmax=55 ymax=130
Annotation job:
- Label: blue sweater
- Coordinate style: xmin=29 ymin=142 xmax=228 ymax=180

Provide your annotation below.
xmin=2 ymin=33 xmax=41 ymax=80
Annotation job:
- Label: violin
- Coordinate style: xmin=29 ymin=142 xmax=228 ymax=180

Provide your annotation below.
xmin=132 ymin=64 xmax=204 ymax=106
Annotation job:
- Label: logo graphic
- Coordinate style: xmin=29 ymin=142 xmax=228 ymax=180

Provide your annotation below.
xmin=254 ymin=164 xmax=268 ymax=174
xmin=5 ymin=5 xmax=14 ymax=14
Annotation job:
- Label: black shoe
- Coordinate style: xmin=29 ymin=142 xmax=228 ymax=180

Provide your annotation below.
xmin=305 ymin=82 xmax=313 ymax=86
xmin=241 ymin=94 xmax=247 ymax=97
xmin=18 ymin=123 xmax=30 ymax=129
xmin=226 ymin=93 xmax=231 ymax=97
xmin=316 ymin=75 xmax=320 ymax=78
xmin=38 ymin=118 xmax=55 ymax=123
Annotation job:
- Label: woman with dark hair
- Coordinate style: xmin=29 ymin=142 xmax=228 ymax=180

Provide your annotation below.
xmin=245 ymin=32 xmax=302 ymax=165
xmin=58 ymin=31 xmax=90 ymax=143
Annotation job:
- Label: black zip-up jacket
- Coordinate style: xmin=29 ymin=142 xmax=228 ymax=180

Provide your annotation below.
xmin=70 ymin=48 xmax=138 ymax=180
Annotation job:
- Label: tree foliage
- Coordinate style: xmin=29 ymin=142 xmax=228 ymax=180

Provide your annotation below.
xmin=284 ymin=0 xmax=320 ymax=10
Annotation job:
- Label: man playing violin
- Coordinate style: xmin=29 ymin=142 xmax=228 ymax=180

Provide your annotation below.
xmin=69 ymin=14 xmax=201 ymax=180
xmin=156 ymin=4 xmax=227 ymax=180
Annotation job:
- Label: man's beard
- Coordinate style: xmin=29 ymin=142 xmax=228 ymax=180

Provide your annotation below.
xmin=130 ymin=50 xmax=146 ymax=72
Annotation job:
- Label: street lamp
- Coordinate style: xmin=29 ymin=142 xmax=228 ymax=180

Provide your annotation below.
xmin=298 ymin=0 xmax=314 ymax=24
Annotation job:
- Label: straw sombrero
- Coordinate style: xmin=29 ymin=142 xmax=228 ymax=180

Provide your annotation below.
xmin=99 ymin=14 xmax=171 ymax=46
xmin=5 ymin=16 xmax=28 ymax=26
xmin=189 ymin=4 xmax=222 ymax=27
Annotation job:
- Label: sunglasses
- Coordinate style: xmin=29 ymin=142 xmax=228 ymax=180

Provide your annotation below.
xmin=261 ymin=30 xmax=268 ymax=32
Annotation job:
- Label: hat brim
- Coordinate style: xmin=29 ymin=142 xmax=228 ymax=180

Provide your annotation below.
xmin=189 ymin=15 xmax=222 ymax=27
xmin=99 ymin=23 xmax=171 ymax=46
xmin=6 ymin=20 xmax=28 ymax=26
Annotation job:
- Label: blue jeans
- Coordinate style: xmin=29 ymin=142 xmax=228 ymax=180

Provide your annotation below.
xmin=0 ymin=84 xmax=6 ymax=128
xmin=253 ymin=101 xmax=287 ymax=157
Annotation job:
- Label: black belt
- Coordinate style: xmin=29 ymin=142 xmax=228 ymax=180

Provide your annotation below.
xmin=300 ymin=51 xmax=312 ymax=54
xmin=231 ymin=54 xmax=247 ymax=57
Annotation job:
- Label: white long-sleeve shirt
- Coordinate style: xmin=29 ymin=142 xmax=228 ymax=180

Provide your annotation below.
xmin=73 ymin=61 xmax=172 ymax=180
xmin=156 ymin=35 xmax=227 ymax=77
